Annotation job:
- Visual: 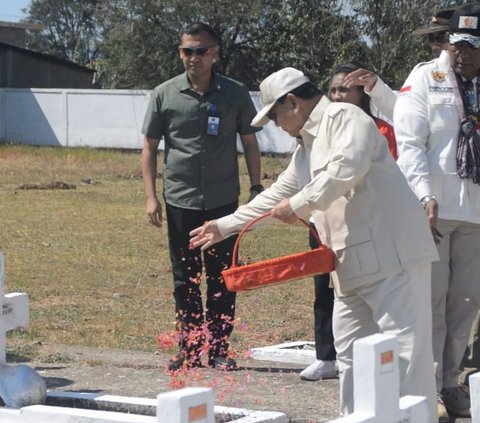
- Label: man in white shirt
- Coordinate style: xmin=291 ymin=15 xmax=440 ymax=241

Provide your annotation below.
xmin=343 ymin=8 xmax=455 ymax=121
xmin=394 ymin=4 xmax=480 ymax=420
xmin=190 ymin=67 xmax=438 ymax=421
xmin=413 ymin=8 xmax=453 ymax=59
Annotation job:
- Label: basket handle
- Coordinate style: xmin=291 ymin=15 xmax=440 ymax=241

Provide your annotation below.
xmin=231 ymin=212 xmax=324 ymax=268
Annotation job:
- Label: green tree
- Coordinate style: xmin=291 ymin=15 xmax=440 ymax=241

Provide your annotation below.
xmin=96 ymin=0 xmax=268 ymax=88
xmin=241 ymin=0 xmax=367 ymax=90
xmin=348 ymin=0 xmax=469 ymax=88
xmin=93 ymin=0 xmax=177 ymax=88
xmin=23 ymin=0 xmax=101 ymax=66
xmin=97 ymin=0 xmax=365 ymax=90
xmin=22 ymin=0 xmax=471 ymax=90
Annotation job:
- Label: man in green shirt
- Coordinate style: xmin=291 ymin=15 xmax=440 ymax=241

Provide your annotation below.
xmin=141 ymin=22 xmax=262 ymax=371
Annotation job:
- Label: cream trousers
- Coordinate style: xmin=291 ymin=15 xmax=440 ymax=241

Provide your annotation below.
xmin=333 ymin=263 xmax=437 ymax=422
xmin=432 ymin=218 xmax=480 ymax=390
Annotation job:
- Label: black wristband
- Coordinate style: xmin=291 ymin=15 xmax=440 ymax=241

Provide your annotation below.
xmin=249 ymin=184 xmax=264 ymax=193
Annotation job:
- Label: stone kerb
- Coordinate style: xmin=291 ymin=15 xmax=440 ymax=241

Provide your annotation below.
xmin=0 ymin=389 xmax=288 ymax=423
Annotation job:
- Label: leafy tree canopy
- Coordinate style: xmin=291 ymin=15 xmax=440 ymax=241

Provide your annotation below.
xmin=22 ymin=0 xmax=472 ymax=90
xmin=24 ymin=0 xmax=102 ymax=66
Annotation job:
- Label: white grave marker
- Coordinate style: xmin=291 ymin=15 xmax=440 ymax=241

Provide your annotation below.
xmin=156 ymin=387 xmax=214 ymax=423
xmin=329 ymin=334 xmax=429 ymax=423
xmin=0 ymin=253 xmax=30 ymax=364
xmin=471 ymin=372 xmax=480 ymax=423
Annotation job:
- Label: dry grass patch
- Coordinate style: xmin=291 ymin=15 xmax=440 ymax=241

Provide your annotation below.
xmin=1 ymin=145 xmax=315 ymax=358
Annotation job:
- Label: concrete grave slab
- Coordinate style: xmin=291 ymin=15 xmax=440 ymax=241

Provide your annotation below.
xmin=251 ymin=341 xmax=316 ymax=365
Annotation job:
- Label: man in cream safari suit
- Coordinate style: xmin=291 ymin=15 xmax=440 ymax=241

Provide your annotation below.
xmin=190 ymin=67 xmax=439 ymax=421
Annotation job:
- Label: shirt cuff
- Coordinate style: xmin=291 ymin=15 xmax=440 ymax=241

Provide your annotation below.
xmin=414 ymin=182 xmax=434 ymax=202
xmin=216 ymin=215 xmax=241 ymax=239
xmin=365 ymin=77 xmax=385 ymax=96
xmin=289 ymin=190 xmax=312 ymax=219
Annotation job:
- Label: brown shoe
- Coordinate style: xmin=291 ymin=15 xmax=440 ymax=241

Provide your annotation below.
xmin=441 ymin=385 xmax=471 ymax=417
xmin=437 ymin=393 xmax=449 ymax=423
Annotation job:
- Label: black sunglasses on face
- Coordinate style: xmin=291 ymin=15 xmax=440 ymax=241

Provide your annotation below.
xmin=179 ymin=46 xmax=213 ymax=56
xmin=428 ymin=32 xmax=449 ymax=44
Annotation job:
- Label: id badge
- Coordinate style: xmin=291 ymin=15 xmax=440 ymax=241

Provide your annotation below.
xmin=207 ymin=116 xmax=220 ymax=136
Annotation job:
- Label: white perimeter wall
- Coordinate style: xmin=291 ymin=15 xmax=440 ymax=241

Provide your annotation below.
xmin=0 ymin=89 xmax=296 ymax=154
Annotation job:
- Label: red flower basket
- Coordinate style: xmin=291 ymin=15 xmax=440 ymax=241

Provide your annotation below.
xmin=221 ymin=212 xmax=335 ymax=292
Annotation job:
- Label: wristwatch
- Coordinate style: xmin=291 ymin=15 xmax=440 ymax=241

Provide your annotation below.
xmin=249 ymin=184 xmax=264 ymax=194
xmin=420 ymin=195 xmax=436 ymax=208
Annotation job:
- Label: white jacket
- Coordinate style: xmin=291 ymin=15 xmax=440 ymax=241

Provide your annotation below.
xmin=394 ymin=51 xmax=480 ymax=224
xmin=217 ymin=97 xmax=438 ymax=295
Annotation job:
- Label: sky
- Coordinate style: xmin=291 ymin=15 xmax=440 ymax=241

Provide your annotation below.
xmin=0 ymin=0 xmax=31 ymax=23
xmin=0 ymin=0 xmax=354 ymax=23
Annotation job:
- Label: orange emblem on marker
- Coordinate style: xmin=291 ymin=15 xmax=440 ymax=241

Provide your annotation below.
xmin=189 ymin=404 xmax=207 ymax=422
xmin=381 ymin=350 xmax=394 ymax=365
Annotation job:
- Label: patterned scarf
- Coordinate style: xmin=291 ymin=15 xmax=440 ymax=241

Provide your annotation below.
xmin=452 ymin=73 xmax=480 ymax=184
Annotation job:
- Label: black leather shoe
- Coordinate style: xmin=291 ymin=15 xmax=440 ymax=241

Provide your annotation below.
xmin=208 ymin=356 xmax=238 ymax=371
xmin=167 ymin=353 xmax=203 ymax=371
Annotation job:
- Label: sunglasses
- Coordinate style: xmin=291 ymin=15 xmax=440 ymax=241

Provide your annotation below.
xmin=428 ymin=32 xmax=449 ymax=44
xmin=179 ymin=46 xmax=214 ymax=56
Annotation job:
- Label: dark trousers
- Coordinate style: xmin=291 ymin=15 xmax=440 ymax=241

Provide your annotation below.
xmin=166 ymin=202 xmax=238 ymax=360
xmin=309 ymin=224 xmax=336 ymax=361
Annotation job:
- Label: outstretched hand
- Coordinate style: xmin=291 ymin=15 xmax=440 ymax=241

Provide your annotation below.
xmin=189 ymin=220 xmax=223 ymax=251
xmin=190 ymin=198 xmax=298 ymax=251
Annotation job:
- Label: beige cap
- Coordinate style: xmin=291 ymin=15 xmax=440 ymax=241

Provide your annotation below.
xmin=251 ymin=67 xmax=310 ymax=127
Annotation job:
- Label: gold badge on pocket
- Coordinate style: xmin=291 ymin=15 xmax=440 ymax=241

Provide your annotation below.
xmin=432 ymin=71 xmax=446 ymax=82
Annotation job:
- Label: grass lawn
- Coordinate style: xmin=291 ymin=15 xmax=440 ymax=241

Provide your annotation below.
xmin=0 ymin=145 xmax=316 ymax=359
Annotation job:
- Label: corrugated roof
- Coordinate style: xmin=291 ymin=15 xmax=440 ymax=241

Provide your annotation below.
xmin=0 ymin=20 xmax=44 ymax=31
xmin=0 ymin=41 xmax=95 ymax=73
